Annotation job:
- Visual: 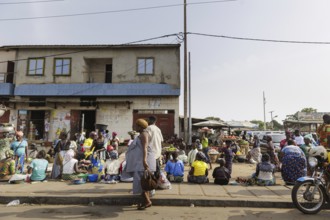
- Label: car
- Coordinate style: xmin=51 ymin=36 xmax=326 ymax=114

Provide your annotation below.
xmin=260 ymin=133 xmax=286 ymax=153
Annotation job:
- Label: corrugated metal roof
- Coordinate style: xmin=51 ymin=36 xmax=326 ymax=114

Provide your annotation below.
xmin=15 ymin=83 xmax=180 ymax=97
xmin=0 ymin=83 xmax=14 ymax=96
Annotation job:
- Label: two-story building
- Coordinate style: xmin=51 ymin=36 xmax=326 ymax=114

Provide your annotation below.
xmin=0 ymin=44 xmax=180 ymax=142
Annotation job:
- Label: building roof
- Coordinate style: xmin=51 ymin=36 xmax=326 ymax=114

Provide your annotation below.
xmin=14 ymin=83 xmax=180 ymax=97
xmin=0 ymin=44 xmax=180 ymax=50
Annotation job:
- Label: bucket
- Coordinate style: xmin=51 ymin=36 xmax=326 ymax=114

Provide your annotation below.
xmin=87 ymin=174 xmax=99 ymax=182
xmin=77 ymin=173 xmax=88 ymax=181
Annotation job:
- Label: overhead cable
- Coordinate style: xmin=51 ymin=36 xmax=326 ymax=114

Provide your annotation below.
xmin=188 ymin=32 xmax=330 ymax=45
xmin=0 ymin=0 xmax=236 ymax=21
xmin=0 ymin=0 xmax=64 ymax=5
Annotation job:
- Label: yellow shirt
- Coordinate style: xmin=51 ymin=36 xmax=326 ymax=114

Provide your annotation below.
xmin=201 ymin=137 xmax=208 ymax=148
xmin=191 ymin=160 xmax=208 ymax=176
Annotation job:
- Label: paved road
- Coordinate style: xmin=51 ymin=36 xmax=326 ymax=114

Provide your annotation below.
xmin=1 ymin=205 xmax=329 ymax=220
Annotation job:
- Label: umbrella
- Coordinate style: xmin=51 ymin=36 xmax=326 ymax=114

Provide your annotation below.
xmin=192 ymin=120 xmax=228 ymax=127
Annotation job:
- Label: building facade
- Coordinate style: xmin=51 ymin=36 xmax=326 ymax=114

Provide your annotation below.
xmin=0 ymin=44 xmax=180 ymax=142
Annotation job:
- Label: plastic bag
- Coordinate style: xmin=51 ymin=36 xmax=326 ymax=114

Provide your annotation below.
xmin=157 ymin=171 xmax=171 ymax=190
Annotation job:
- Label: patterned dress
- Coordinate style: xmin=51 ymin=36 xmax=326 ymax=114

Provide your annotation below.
xmin=281 ymin=145 xmax=307 ymax=184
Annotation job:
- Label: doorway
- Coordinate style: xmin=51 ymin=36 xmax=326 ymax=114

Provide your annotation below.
xmin=105 ymin=64 xmax=112 ymax=83
xmin=30 ymin=110 xmax=45 ymax=140
xmin=70 ymin=110 xmax=96 ymax=139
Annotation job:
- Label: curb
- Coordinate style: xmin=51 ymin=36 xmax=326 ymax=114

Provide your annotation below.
xmin=0 ymin=196 xmax=295 ymax=208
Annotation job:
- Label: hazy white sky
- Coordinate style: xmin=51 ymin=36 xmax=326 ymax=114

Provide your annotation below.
xmin=1 ymin=0 xmax=329 ymax=123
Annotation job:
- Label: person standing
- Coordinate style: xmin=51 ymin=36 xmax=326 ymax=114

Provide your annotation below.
xmin=146 ymin=116 xmax=163 ymax=179
xmin=10 ymin=131 xmax=28 ymax=173
xmin=110 ymin=132 xmax=120 ymax=150
xmin=317 ymin=114 xmax=330 ymax=149
xmin=201 ymin=131 xmax=212 ymax=170
xmin=125 ymin=118 xmax=156 ymax=210
xmin=293 ymin=130 xmax=304 ymax=146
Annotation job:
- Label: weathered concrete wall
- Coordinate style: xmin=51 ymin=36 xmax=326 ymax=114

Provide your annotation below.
xmin=11 ymin=96 xmax=179 ymax=141
xmin=15 ymin=47 xmax=180 ymax=87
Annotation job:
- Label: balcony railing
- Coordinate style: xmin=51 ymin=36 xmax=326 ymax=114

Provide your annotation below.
xmin=0 ymin=72 xmax=14 ymax=83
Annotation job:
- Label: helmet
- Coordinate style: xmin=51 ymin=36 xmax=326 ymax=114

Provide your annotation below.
xmin=308 ymin=146 xmax=328 ymax=160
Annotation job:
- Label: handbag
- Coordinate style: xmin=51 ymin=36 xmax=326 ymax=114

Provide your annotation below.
xmin=141 ymin=170 xmax=158 ymax=191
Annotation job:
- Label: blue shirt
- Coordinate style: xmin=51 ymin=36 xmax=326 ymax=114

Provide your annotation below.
xmin=30 ymin=159 xmax=48 ymax=181
xmin=10 ymin=140 xmax=28 ymax=157
xmin=164 ymin=160 xmax=184 ymax=177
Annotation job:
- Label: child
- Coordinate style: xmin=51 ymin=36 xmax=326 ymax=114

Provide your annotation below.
xmin=212 ymin=158 xmax=231 ymax=185
xmin=253 ymin=153 xmax=276 ymax=186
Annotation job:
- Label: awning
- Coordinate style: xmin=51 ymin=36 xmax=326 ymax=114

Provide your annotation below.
xmin=15 ymin=83 xmax=180 ymax=97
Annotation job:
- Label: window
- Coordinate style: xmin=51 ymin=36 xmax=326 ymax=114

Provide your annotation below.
xmin=54 ymin=58 xmax=71 ymax=75
xmin=27 ymin=58 xmax=44 ymax=75
xmin=137 ymin=58 xmax=154 ymax=74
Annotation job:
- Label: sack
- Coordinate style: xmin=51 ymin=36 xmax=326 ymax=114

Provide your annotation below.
xmin=141 ymin=170 xmax=158 ymax=191
xmin=157 ymin=171 xmax=171 ymax=190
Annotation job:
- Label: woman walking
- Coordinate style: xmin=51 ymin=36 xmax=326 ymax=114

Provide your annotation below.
xmin=125 ymin=119 xmax=156 ymax=210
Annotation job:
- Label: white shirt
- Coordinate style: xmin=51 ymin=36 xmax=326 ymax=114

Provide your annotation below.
xmin=62 ymin=158 xmax=77 ymax=174
xmin=105 ymin=159 xmax=120 ymax=175
xmin=294 ymin=135 xmax=304 ymax=146
xmin=146 ymin=124 xmax=164 ymax=159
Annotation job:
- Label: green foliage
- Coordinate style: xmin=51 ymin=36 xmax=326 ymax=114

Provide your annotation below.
xmin=205 ymin=116 xmax=221 ymax=121
xmin=250 ymin=120 xmax=265 ymax=130
xmin=301 ymin=108 xmax=317 ymax=113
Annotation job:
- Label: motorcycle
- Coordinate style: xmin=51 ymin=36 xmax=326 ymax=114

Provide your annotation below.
xmin=291 ymin=155 xmax=330 ymax=214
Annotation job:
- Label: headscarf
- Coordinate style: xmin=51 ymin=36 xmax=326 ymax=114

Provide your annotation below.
xmin=136 ymin=118 xmax=148 ymax=129
xmin=112 ymin=132 xmax=117 ymax=136
xmin=16 ymin=131 xmax=23 ymax=137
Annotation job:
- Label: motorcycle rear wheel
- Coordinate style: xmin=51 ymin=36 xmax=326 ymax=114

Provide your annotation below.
xmin=291 ymin=180 xmax=326 ymax=214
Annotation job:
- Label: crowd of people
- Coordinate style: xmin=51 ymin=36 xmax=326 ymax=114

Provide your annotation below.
xmin=1 ymin=114 xmax=330 ymax=210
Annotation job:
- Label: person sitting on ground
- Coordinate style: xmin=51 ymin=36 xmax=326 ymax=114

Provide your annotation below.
xmin=164 ymin=152 xmax=184 ymax=182
xmin=0 ymin=150 xmax=15 ymax=182
xmin=83 ymin=132 xmax=97 ymax=160
xmin=27 ymin=150 xmax=48 ymax=182
xmin=247 ymin=135 xmax=261 ymax=164
xmin=253 ymin=153 xmax=276 ymax=186
xmin=104 ymin=150 xmax=121 ymax=183
xmin=187 ymin=152 xmax=209 ymax=184
xmin=212 ymin=158 xmax=231 ymax=185
xmin=61 ymin=148 xmax=87 ymax=181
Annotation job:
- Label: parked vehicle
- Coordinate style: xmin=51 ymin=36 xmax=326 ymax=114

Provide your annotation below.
xmin=291 ymin=146 xmax=329 ymax=214
xmin=260 ymin=133 xmax=286 ymax=153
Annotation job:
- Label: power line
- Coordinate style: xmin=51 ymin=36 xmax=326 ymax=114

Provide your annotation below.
xmin=0 ymin=33 xmax=180 ymax=64
xmin=0 ymin=0 xmax=64 ymax=5
xmin=0 ymin=0 xmax=236 ymax=21
xmin=188 ymin=32 xmax=330 ymax=45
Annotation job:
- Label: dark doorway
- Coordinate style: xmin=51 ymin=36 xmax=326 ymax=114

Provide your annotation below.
xmin=105 ymin=64 xmax=112 ymax=83
xmin=81 ymin=110 xmax=96 ymax=137
xmin=6 ymin=61 xmax=14 ymax=83
xmin=30 ymin=110 xmax=45 ymax=140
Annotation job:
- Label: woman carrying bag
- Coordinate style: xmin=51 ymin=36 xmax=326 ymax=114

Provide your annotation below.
xmin=125 ymin=118 xmax=156 ymax=210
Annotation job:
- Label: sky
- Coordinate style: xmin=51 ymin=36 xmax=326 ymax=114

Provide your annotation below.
xmin=1 ymin=0 xmax=330 ymax=124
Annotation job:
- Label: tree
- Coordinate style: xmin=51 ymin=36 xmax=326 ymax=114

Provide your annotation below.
xmin=272 ymin=119 xmax=284 ymax=130
xmin=250 ymin=120 xmax=264 ymax=130
xmin=301 ymin=108 xmax=317 ymax=113
xmin=205 ymin=116 xmax=221 ymax=121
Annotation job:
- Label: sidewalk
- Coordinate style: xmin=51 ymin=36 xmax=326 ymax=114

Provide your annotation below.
xmin=0 ymin=163 xmax=295 ymax=208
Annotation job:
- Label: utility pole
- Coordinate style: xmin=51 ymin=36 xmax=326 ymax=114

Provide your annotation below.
xmin=183 ymin=0 xmax=188 ymax=143
xmin=188 ymin=52 xmax=192 ymax=145
xmin=269 ymin=110 xmax=274 ymax=130
xmin=263 ymin=91 xmax=266 ymax=130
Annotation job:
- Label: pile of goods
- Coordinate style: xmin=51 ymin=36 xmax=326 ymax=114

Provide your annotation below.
xmin=197 ymin=127 xmax=214 ymax=134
